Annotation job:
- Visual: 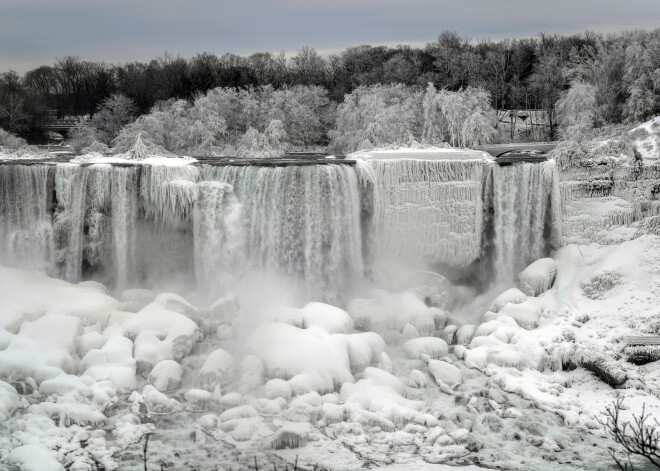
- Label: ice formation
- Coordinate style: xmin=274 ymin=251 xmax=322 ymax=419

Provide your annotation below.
xmin=356 ymin=151 xmax=491 ymax=269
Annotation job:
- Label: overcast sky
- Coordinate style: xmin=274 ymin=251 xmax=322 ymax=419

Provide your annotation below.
xmin=2 ymin=0 xmax=659 ymax=73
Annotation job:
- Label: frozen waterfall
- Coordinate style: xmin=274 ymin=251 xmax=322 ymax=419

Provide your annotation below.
xmin=0 ymin=155 xmax=561 ymax=300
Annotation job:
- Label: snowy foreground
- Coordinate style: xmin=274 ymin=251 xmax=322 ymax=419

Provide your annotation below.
xmin=2 ymin=234 xmax=660 ymax=470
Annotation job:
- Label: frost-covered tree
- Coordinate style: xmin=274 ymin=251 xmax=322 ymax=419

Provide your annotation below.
xmin=0 ymin=128 xmax=28 ymax=149
xmin=556 ymin=81 xmax=597 ymax=142
xmin=422 ymin=83 xmax=445 ymax=145
xmin=328 ymin=84 xmax=422 ymax=153
xmin=69 ymin=117 xmax=105 ymax=153
xmin=237 ymin=119 xmax=288 ymax=158
xmin=436 ymin=86 xmax=496 ymax=147
xmin=91 ymin=93 xmax=137 ymax=140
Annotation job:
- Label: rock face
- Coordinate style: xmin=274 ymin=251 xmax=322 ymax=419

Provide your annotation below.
xmin=518 ymin=258 xmax=557 ymax=296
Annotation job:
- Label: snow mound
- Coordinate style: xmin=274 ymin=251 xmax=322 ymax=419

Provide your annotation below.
xmin=403 ymin=337 xmax=449 ymax=360
xmin=148 ymin=360 xmax=183 ymax=391
xmin=518 ymin=258 xmax=557 ymax=296
xmin=200 ymin=349 xmax=236 ymax=391
xmin=490 ymin=288 xmax=527 ymax=313
xmin=7 ymin=444 xmax=64 ymax=471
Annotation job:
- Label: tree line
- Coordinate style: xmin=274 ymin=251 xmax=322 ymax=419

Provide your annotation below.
xmin=1 ymin=28 xmax=660 ymax=146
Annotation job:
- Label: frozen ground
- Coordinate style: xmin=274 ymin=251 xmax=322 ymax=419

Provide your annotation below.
xmin=2 ymin=231 xmax=660 ymax=470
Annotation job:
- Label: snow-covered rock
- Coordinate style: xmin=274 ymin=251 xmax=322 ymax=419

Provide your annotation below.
xmin=490 ymin=288 xmax=527 ymax=313
xmin=148 ymin=360 xmax=183 ymax=392
xmin=428 ymin=360 xmax=462 ymax=389
xmin=403 ymin=337 xmax=449 ymax=360
xmin=199 ymin=349 xmax=235 ymax=391
xmin=518 ymin=258 xmax=557 ymax=296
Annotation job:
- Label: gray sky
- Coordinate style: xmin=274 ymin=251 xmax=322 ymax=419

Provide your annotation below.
xmin=2 ymin=0 xmax=659 ymax=73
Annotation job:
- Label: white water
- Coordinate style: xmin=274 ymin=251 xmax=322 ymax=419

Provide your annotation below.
xmin=112 ymin=167 xmax=139 ymax=291
xmin=193 ymin=181 xmax=246 ymax=295
xmin=200 ymin=164 xmax=364 ymax=301
xmin=492 ymin=162 xmax=555 ymax=284
xmin=0 ymin=164 xmax=54 ymax=273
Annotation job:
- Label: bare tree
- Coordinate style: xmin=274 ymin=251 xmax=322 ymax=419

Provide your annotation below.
xmin=602 ymin=399 xmax=660 ymax=470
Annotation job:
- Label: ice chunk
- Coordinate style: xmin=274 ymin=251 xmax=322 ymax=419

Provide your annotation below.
xmin=428 ymin=360 xmax=462 ymax=389
xmin=0 ymin=381 xmax=25 ymax=421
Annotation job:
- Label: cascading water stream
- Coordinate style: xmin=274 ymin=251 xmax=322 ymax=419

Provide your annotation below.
xmin=55 ymin=164 xmax=90 ymax=282
xmin=491 ymin=161 xmax=555 ymax=284
xmin=112 ymin=167 xmax=139 ymax=291
xmin=193 ymin=181 xmax=246 ymax=295
xmin=0 ymin=164 xmax=54 ymax=273
xmin=200 ymin=164 xmax=364 ymax=301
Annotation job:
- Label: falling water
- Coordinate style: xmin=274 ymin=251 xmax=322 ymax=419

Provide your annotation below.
xmin=200 ymin=164 xmax=364 ymax=300
xmin=492 ymin=162 xmax=554 ymax=284
xmin=54 ymin=164 xmax=90 ymax=282
xmin=112 ymin=167 xmax=139 ymax=291
xmin=193 ymin=181 xmax=246 ymax=295
xmin=0 ymin=164 xmax=54 ymax=272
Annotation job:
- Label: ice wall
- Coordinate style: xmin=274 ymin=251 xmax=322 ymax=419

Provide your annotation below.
xmin=559 ymin=163 xmax=660 ymax=244
xmin=356 ymin=152 xmax=492 ymax=271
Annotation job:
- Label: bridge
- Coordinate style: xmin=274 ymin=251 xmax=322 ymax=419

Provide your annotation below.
xmin=43 ymin=117 xmax=88 ymax=135
xmin=476 ymin=142 xmax=558 ymax=158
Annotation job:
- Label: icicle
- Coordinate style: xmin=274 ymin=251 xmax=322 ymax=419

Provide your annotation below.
xmin=140 ymin=164 xmax=200 ymax=227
